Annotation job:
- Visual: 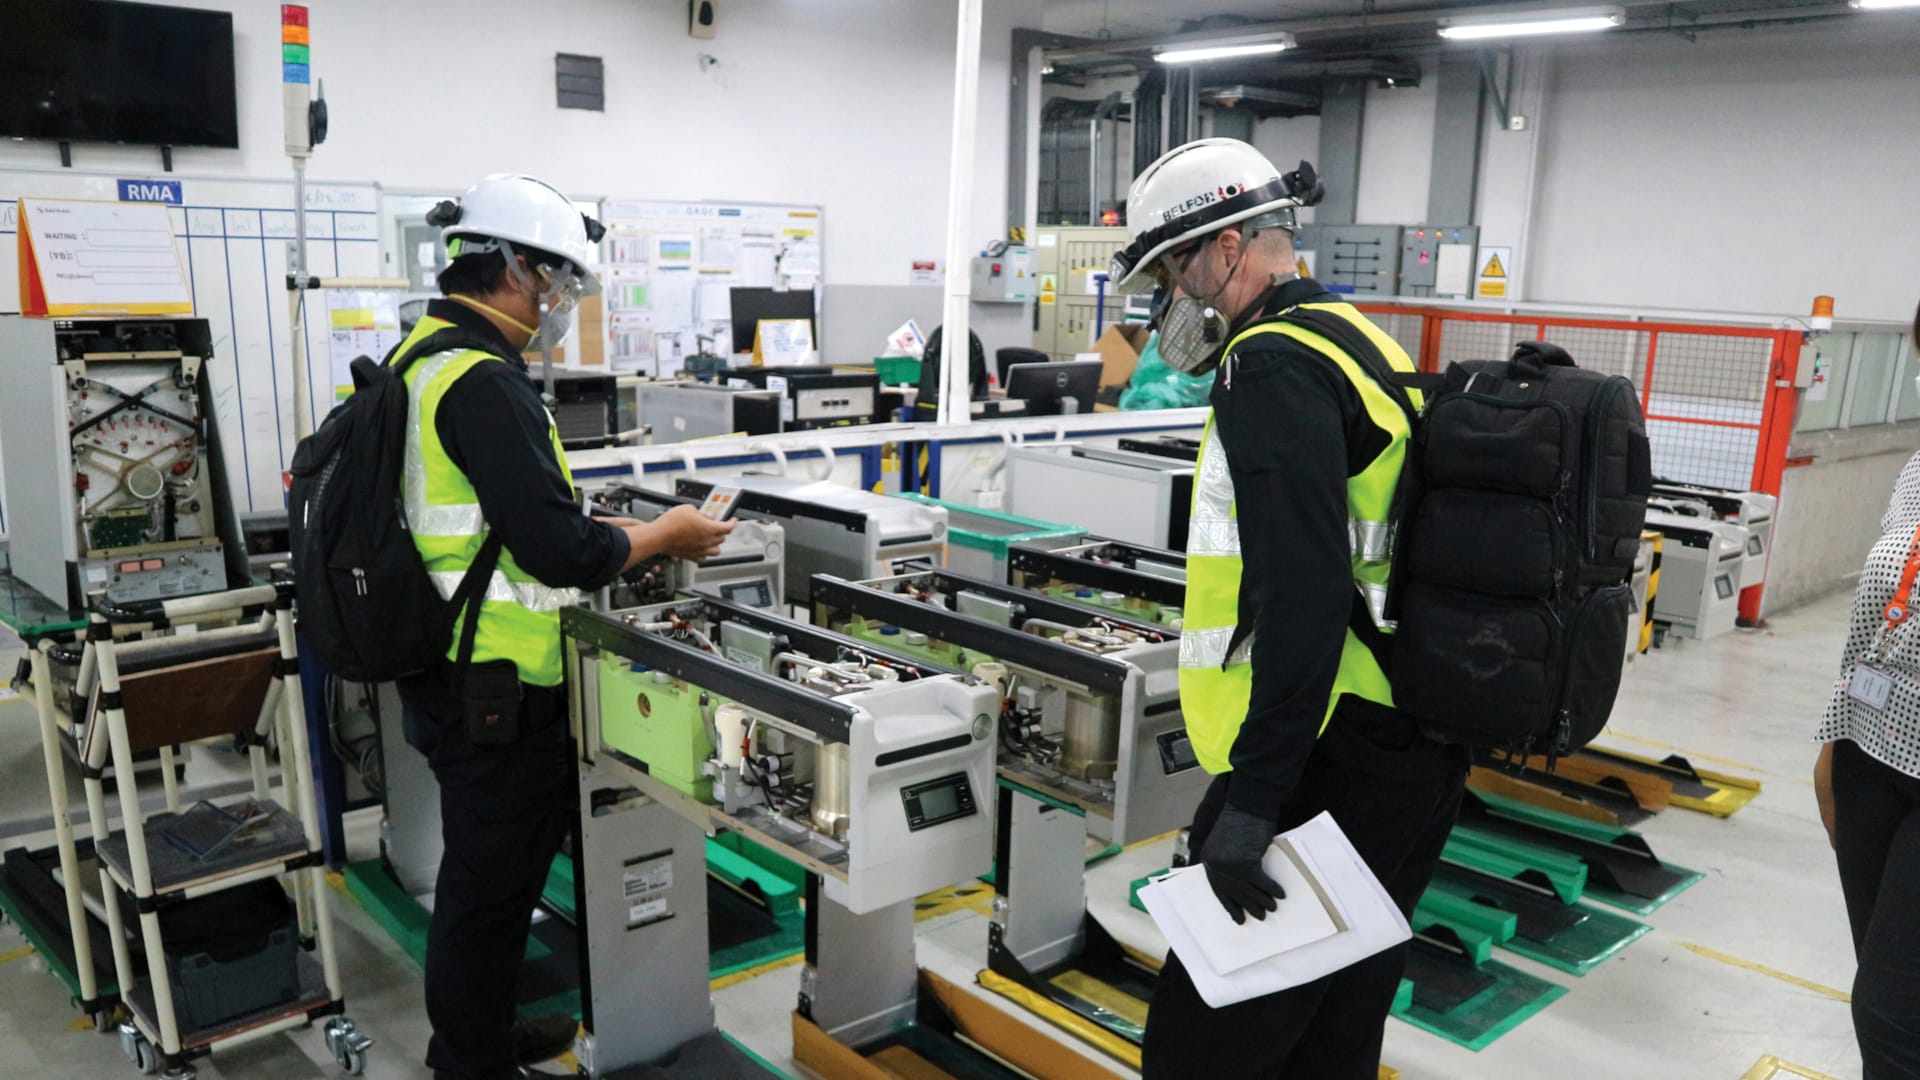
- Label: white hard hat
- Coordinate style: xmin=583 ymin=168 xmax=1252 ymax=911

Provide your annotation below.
xmin=1108 ymin=139 xmax=1323 ymax=295
xmin=431 ymin=174 xmax=604 ymax=281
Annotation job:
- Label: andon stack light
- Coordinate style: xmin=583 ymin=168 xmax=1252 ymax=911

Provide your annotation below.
xmin=283 ymin=5 xmax=312 ymax=158
xmin=1811 ymin=295 xmax=1835 ymax=333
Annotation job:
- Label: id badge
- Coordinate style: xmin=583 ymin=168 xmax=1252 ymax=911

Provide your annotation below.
xmin=1849 ymin=664 xmax=1895 ymax=711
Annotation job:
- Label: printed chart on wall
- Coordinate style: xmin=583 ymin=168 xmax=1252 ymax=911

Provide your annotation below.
xmin=325 ymin=291 xmax=404 ymax=403
xmin=1 ymin=170 xmax=382 ymax=516
xmin=598 ymin=199 xmax=821 ymax=375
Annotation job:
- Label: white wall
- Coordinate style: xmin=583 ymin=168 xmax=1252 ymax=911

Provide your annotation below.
xmin=0 ymin=0 xmax=1011 ymax=292
xmin=1526 ymin=20 xmax=1920 ymax=321
xmin=1353 ymin=76 xmax=1438 ymax=225
xmin=1253 ymin=113 xmax=1322 ymax=226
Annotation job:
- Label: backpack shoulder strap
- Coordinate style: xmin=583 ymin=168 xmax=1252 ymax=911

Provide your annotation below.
xmin=386 ymin=325 xmax=520 ymax=379
xmin=1269 ymin=306 xmax=1442 ymax=426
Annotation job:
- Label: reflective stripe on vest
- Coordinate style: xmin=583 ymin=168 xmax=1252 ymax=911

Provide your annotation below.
xmin=399 ymin=316 xmax=581 ymax=687
xmin=1177 ymin=302 xmax=1421 ymax=775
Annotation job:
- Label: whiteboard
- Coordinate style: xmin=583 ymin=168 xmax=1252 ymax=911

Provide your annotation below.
xmin=598 ymin=199 xmax=822 ymax=375
xmin=2 ymin=168 xmax=382 ymax=516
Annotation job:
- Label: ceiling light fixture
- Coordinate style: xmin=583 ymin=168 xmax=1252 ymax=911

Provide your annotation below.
xmin=1437 ymin=6 xmax=1625 ymax=38
xmin=1154 ymin=33 xmax=1296 ymax=64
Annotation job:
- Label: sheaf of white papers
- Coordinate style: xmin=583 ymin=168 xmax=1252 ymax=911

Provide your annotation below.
xmin=1138 ymin=811 xmax=1412 ymax=1008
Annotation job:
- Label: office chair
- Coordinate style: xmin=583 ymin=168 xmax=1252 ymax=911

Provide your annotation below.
xmin=996 ymin=346 xmax=1049 ymax=387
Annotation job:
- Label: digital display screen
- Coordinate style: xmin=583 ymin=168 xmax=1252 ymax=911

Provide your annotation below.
xmin=916 ymin=784 xmax=960 ymax=820
xmin=1715 ymin=575 xmax=1734 ymax=600
xmin=720 ymin=580 xmax=773 ymax=608
xmin=1157 ymin=728 xmax=1201 ymax=774
xmin=901 ymin=773 xmax=976 ymax=832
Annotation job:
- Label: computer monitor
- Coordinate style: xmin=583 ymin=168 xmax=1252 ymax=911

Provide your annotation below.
xmin=729 ymin=287 xmax=817 ymax=355
xmin=1005 ymin=359 xmax=1104 ymax=416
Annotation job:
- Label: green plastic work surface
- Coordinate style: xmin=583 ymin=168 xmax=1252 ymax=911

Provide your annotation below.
xmin=889 ymin=493 xmax=1084 ymax=558
xmin=0 ymin=564 xmax=84 ymax=640
xmin=1394 ymin=950 xmax=1568 ymax=1052
xmin=1443 ymin=830 xmax=1589 ymax=904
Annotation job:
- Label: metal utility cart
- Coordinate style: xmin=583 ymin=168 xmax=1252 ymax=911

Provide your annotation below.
xmin=48 ymin=583 xmax=365 ymax=1079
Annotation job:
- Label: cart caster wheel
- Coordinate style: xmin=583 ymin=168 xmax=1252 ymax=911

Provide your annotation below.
xmin=119 ymin=1023 xmax=158 ymax=1076
xmin=159 ymin=1065 xmax=195 ymax=1080
xmin=324 ymin=1017 xmax=374 ymax=1076
xmin=94 ymin=1009 xmax=117 ymax=1033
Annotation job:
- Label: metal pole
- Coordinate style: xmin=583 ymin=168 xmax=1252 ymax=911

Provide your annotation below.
xmin=937 ymin=0 xmax=985 ymax=427
xmin=290 ymin=157 xmax=314 ymax=440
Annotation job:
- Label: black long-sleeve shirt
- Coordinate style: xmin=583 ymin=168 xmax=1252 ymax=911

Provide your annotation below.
xmin=424 ymin=299 xmax=630 ymax=590
xmin=1209 ymin=278 xmax=1395 ymax=821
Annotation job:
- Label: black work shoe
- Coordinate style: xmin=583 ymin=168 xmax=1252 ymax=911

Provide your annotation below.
xmin=511 ymin=1014 xmax=578 ymax=1066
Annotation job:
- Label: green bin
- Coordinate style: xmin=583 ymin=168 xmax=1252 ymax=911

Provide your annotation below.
xmin=891 ymin=493 xmax=1085 ymax=582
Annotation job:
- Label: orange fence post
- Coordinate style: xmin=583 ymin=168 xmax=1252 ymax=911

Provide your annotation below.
xmin=1739 ymin=329 xmax=1805 ymax=623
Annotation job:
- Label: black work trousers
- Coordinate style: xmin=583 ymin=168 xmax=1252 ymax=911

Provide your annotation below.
xmin=1142 ymin=698 xmax=1468 ymax=1080
xmin=400 ymin=672 xmax=574 ymax=1080
xmin=1833 ymin=737 xmax=1920 ymax=1080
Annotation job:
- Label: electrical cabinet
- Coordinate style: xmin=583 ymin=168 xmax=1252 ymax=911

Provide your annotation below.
xmin=1296 ymin=225 xmax=1403 ymax=296
xmin=1032 ymin=226 xmax=1129 ymax=363
xmin=1400 ymin=224 xmax=1480 ymax=298
xmin=969 ymin=246 xmax=1036 ymax=303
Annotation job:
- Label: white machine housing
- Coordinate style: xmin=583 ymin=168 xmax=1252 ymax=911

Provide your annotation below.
xmin=1651 ymin=482 xmax=1777 ymax=588
xmin=1646 ymin=510 xmax=1748 ymax=640
xmin=677 ymin=475 xmax=949 ymax=606
xmin=567 ymin=599 xmax=996 ymax=914
xmin=589 ymin=485 xmax=785 ymax=609
xmin=0 ymin=317 xmax=244 ymax=608
xmin=1004 ymin=443 xmax=1194 ymax=552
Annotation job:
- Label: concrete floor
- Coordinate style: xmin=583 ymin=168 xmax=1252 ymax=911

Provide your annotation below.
xmin=0 ymin=590 xmax=1865 ymax=1079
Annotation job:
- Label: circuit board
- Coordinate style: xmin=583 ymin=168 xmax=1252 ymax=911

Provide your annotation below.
xmin=66 ymin=360 xmax=212 ymax=554
xmin=1044 ymin=584 xmax=1178 ymax=626
xmin=842 ymin=616 xmax=982 ymax=671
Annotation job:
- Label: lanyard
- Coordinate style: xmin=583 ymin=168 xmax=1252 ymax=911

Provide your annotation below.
xmin=1884 ymin=521 xmax=1920 ymax=629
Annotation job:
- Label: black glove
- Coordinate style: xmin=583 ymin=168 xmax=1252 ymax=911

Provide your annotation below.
xmin=1199 ymin=805 xmax=1286 ymax=925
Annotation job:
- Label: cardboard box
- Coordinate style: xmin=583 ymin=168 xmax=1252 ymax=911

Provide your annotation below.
xmin=1092 ymin=324 xmax=1150 ymax=389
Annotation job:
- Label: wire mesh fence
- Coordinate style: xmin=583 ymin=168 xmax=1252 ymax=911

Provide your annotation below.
xmin=1356 ymin=304 xmax=1789 ymax=493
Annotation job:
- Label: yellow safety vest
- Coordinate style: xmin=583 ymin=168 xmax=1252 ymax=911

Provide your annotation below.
xmin=1179 ymin=302 xmax=1423 ymax=775
xmin=399 ymin=315 xmax=580 ymax=687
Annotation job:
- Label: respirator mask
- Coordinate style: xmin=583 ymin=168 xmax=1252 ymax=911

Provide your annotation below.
xmin=1141 ymin=233 xmax=1244 ymax=376
xmin=497 ymin=241 xmax=594 ymax=355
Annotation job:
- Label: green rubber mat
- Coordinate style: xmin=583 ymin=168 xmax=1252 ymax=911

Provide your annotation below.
xmin=345 ymin=853 xmax=805 ymax=981
xmin=1426 ymin=863 xmax=1651 ymax=976
xmin=1580 ymin=868 xmax=1706 ymax=916
xmin=1393 ymin=939 xmax=1567 ymax=1051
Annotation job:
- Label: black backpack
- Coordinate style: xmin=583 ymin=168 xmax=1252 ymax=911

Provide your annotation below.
xmin=1278 ymin=310 xmax=1652 ymax=758
xmin=286 ymin=329 xmax=508 ymax=683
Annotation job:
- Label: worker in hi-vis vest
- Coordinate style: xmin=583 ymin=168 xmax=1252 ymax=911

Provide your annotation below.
xmin=1109 ymin=141 xmax=1469 ymax=1077
xmin=395 ymin=175 xmax=733 ymax=1080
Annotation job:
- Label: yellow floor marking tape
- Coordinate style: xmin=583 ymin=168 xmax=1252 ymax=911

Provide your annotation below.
xmin=1601 ymin=730 xmax=1775 ymax=777
xmin=1740 ymin=1054 xmax=1839 ymax=1080
xmin=1678 ymin=943 xmax=1850 ymax=1002
xmin=66 ymin=1016 xmax=95 ymax=1032
xmin=0 ymin=944 xmax=35 ymax=965
xmin=325 ymin=870 xmax=348 ymax=894
xmin=1123 ymin=828 xmax=1180 ymax=851
xmin=710 ymin=952 xmax=803 ymax=992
